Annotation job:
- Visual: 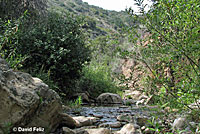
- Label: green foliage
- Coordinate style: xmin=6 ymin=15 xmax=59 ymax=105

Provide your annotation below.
xmin=74 ymin=96 xmax=82 ymax=107
xmin=21 ymin=12 xmax=90 ymax=96
xmin=1 ymin=11 xmax=91 ymax=97
xmin=79 ymin=35 xmax=126 ymax=98
xmin=0 ymin=16 xmax=27 ymax=69
xmin=48 ymin=0 xmax=132 ymax=37
xmin=76 ymin=62 xmax=120 ymax=98
xmin=127 ymin=0 xmax=200 ymax=110
xmin=29 ymin=67 xmax=60 ymax=92
xmin=66 ymin=96 xmax=82 ymax=108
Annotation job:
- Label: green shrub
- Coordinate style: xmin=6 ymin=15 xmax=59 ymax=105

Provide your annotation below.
xmin=76 ymin=62 xmax=120 ymax=98
xmin=1 ymin=11 xmax=91 ymax=97
xmin=0 ymin=16 xmax=27 ymax=69
xmin=127 ymin=0 xmax=200 ymax=109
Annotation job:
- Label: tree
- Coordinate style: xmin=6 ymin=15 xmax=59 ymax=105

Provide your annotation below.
xmin=127 ymin=0 xmax=200 ymax=109
xmin=0 ymin=11 xmax=91 ymax=97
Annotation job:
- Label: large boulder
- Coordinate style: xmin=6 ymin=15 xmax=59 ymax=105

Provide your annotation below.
xmin=0 ymin=58 xmax=62 ymax=133
xmin=97 ymin=93 xmax=123 ymax=105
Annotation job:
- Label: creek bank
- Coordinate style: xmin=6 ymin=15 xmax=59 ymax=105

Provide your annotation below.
xmin=0 ymin=58 xmax=199 ymax=134
xmin=64 ymin=104 xmax=199 ymax=134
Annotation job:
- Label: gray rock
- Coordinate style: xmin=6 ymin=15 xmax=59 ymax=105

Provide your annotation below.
xmin=117 ymin=114 xmax=133 ymax=122
xmin=97 ymin=93 xmax=123 ymax=105
xmin=98 ymin=122 xmax=121 ymax=128
xmin=0 ymin=58 xmax=62 ymax=133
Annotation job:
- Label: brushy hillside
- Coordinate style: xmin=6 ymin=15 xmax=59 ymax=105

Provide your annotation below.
xmin=48 ymin=0 xmax=133 ymax=38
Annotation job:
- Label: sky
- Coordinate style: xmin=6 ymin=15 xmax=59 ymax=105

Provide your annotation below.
xmin=82 ymin=0 xmax=152 ymax=12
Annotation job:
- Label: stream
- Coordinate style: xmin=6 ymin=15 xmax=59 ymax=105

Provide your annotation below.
xmin=66 ymin=105 xmax=158 ymax=131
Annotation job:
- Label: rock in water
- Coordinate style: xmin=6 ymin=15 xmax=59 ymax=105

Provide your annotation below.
xmin=0 ymin=58 xmax=62 ymax=133
xmin=97 ymin=93 xmax=123 ymax=105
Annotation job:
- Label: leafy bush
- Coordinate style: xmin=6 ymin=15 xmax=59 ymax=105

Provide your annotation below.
xmin=127 ymin=0 xmax=200 ymax=110
xmin=1 ymin=11 xmax=91 ymax=97
xmin=76 ymin=62 xmax=120 ymax=98
xmin=0 ymin=16 xmax=27 ymax=69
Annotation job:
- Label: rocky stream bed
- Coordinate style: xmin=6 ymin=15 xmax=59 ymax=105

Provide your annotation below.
xmin=0 ymin=58 xmax=199 ymax=134
xmin=65 ymin=105 xmax=158 ymax=133
xmin=61 ymin=103 xmax=200 ymax=134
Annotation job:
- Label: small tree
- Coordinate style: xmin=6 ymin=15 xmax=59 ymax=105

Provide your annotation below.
xmin=127 ymin=0 xmax=200 ymax=109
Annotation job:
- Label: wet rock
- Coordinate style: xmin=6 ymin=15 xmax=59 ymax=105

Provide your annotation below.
xmin=87 ymin=117 xmax=100 ymax=124
xmin=117 ymin=114 xmax=133 ymax=122
xmin=93 ymin=114 xmax=103 ymax=118
xmin=62 ymin=127 xmax=75 ymax=134
xmin=82 ymin=126 xmax=97 ymax=129
xmin=85 ymin=128 xmax=111 ymax=134
xmin=97 ymin=93 xmax=123 ymax=105
xmin=99 ymin=122 xmax=121 ymax=128
xmin=109 ymin=122 xmax=122 ymax=128
xmin=114 ymin=123 xmax=136 ymax=134
xmin=0 ymin=58 xmax=62 ymax=132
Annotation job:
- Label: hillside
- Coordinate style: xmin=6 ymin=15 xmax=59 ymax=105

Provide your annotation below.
xmin=48 ymin=0 xmax=133 ymax=38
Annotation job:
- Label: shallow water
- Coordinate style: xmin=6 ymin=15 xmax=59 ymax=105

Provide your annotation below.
xmin=66 ymin=105 xmax=157 ymax=130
